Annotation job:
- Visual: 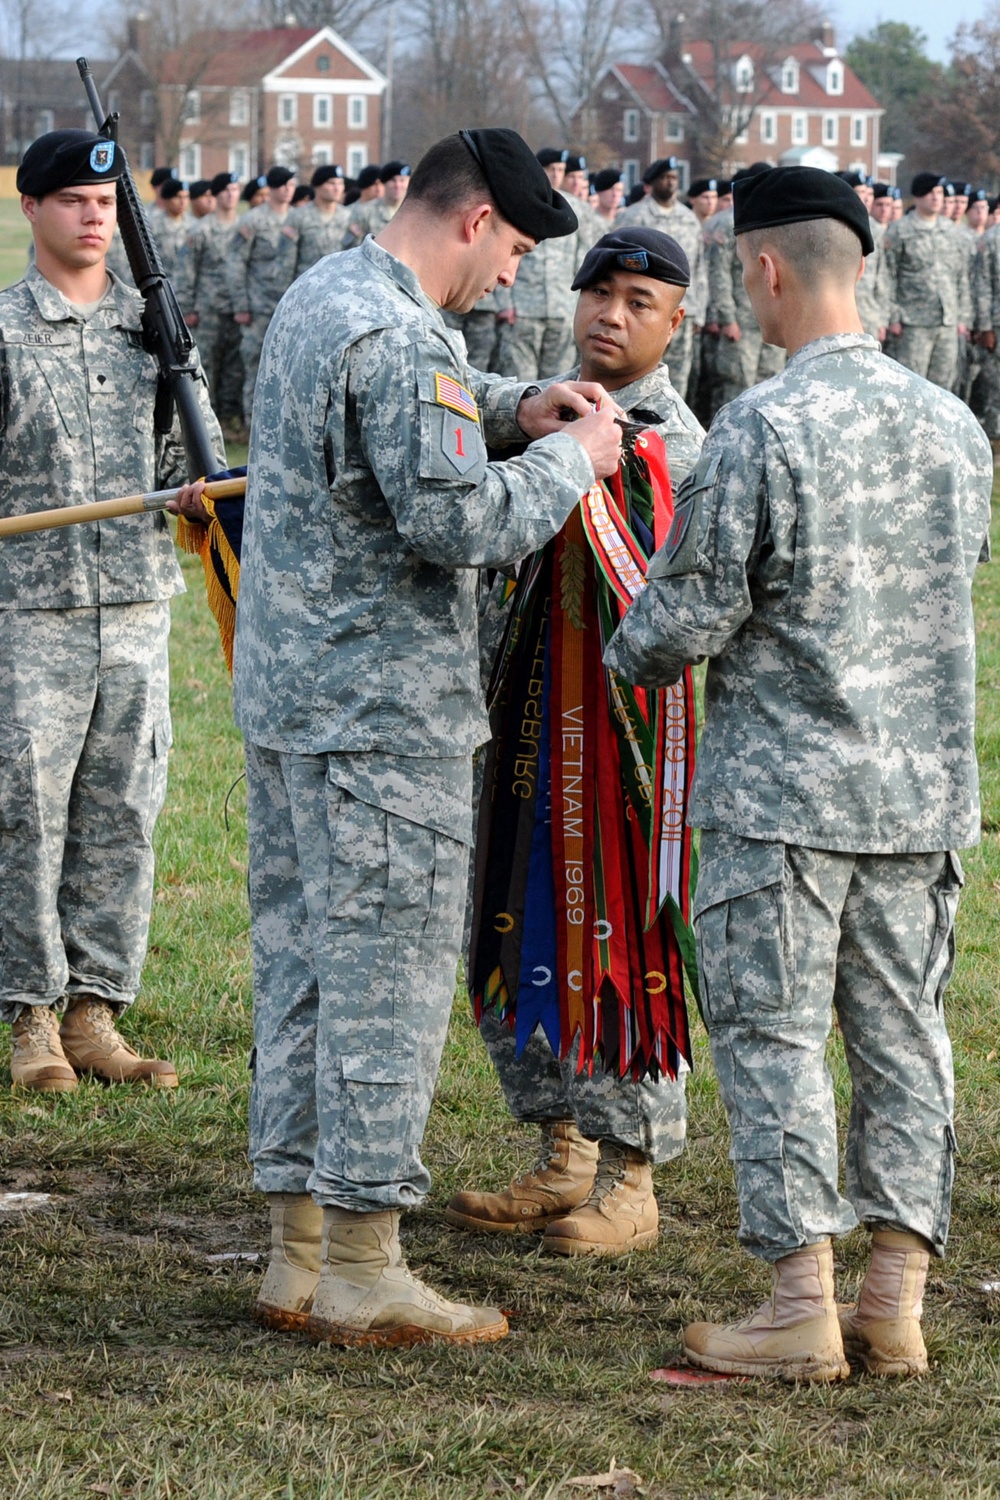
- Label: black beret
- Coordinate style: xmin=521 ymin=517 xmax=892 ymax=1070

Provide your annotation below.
xmin=991 ymin=197 xmax=1000 ymax=214
xmin=565 ymin=154 xmax=587 ymax=173
xmin=380 ymin=160 xmax=410 ymax=182
xmin=356 ymin=165 xmax=381 ymax=190
xmin=536 ymin=148 xmax=569 ymax=168
xmin=643 ymin=156 xmax=679 ymax=183
xmin=837 ymin=170 xmax=865 ymax=188
xmin=956 ymin=183 xmax=972 ymax=196
xmin=593 ymin=168 xmax=623 ymax=193
xmin=151 ymin=166 xmax=176 ymax=188
xmin=266 ymin=165 xmax=295 ymax=188
xmin=911 ymin=172 xmax=945 ymax=198
xmin=241 ymin=176 xmax=267 ymax=203
xmin=189 ymin=179 xmax=213 ymax=200
xmin=291 ymin=184 xmax=314 ymax=205
xmin=943 ymin=181 xmax=956 ymax=196
xmin=210 ymin=171 xmax=238 ymax=196
xmin=459 ymin=128 xmax=578 ymax=242
xmin=625 ymin=184 xmax=645 ymax=206
xmin=716 ymin=179 xmax=732 ymax=196
xmin=871 ymin=181 xmax=890 ymax=198
xmin=160 ymin=177 xmax=188 ymax=200
xmin=733 ymin=165 xmax=874 ymax=256
xmin=311 ymin=163 xmax=344 ymax=187
xmin=17 ymin=129 xmax=125 ymax=196
xmin=572 ymin=226 xmax=690 ymax=291
xmin=688 ymin=177 xmax=718 ymax=198
xmin=969 ymin=187 xmax=990 ymax=203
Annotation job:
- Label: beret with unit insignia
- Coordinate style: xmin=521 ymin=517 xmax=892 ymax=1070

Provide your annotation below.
xmin=573 ymin=226 xmax=691 ymax=290
xmin=17 ymin=129 xmax=124 ymax=196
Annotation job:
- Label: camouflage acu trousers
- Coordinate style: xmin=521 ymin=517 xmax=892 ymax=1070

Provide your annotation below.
xmin=891 ymin=324 xmax=957 ymax=390
xmin=195 ymin=311 xmax=244 ymax=423
xmin=245 ymin=743 xmax=470 ymax=1211
xmin=694 ymin=832 xmax=959 ymax=1262
xmin=497 ymin=317 xmax=576 ymax=381
xmin=0 ymin=603 xmax=171 ymax=1022
xmin=476 ymin=1006 xmax=687 ymax=1162
xmin=240 ymin=313 xmax=273 ymax=422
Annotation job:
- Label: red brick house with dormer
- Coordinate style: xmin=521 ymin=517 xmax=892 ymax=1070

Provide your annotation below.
xmin=576 ymin=24 xmax=892 ymax=191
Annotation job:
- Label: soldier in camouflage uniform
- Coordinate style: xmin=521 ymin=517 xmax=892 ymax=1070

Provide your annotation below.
xmin=446 ymin=226 xmax=705 ymax=1258
xmin=441 ymin=283 xmax=512 ymax=372
xmin=607 ymin=166 xmax=992 ymax=1383
xmin=496 ymin=148 xmax=580 ymax=381
xmin=703 ymin=170 xmax=785 ymax=414
xmin=233 ymin=128 xmax=624 ymax=1348
xmin=838 ymin=172 xmax=889 ymax=342
xmin=150 ymin=178 xmax=190 ymax=283
xmin=341 ymin=160 xmax=410 ymax=249
xmin=228 ymin=165 xmax=298 ymax=423
xmin=616 ymin=158 xmax=708 ymax=396
xmin=176 ymin=171 xmax=244 ymax=432
xmin=955 ymin=188 xmax=990 ymax=404
xmin=884 ymin=172 xmax=971 ymax=390
xmin=0 ymin=130 xmax=224 ymax=1094
xmin=284 ymin=164 xmax=351 ymax=277
xmin=972 ymin=213 xmax=1000 ymax=442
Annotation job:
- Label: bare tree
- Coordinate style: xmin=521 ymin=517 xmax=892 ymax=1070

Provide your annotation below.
xmin=253 ymin=0 xmax=393 ymax=40
xmin=505 ymin=0 xmax=640 ymax=142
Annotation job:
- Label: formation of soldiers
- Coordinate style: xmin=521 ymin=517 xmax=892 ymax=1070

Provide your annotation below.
xmin=142 ymin=153 xmax=1000 ymax=450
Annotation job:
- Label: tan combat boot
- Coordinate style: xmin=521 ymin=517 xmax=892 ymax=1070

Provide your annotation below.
xmin=305 ymin=1207 xmax=509 ymax=1348
xmin=254 ymin=1193 xmax=324 ymax=1333
xmin=444 ymin=1120 xmax=599 ymax=1233
xmin=541 ymin=1140 xmax=658 ymax=1257
xmin=840 ymin=1228 xmax=930 ymax=1376
xmin=683 ymin=1239 xmax=850 ymax=1383
xmin=60 ymin=997 xmax=178 ymax=1087
xmin=10 ymin=1005 xmax=77 ymax=1092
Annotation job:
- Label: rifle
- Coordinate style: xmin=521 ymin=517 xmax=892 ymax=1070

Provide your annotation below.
xmin=76 ymin=56 xmax=218 ymax=479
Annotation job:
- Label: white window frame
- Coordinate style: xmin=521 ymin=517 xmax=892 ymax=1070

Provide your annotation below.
xmin=140 ymin=90 xmax=155 ymax=126
xmin=623 ymin=107 xmax=639 ymax=143
xmin=230 ymin=90 xmax=250 ymax=127
xmin=781 ymin=59 xmax=799 ymax=94
xmin=759 ymin=110 xmax=777 ymax=144
xmin=278 ymin=93 xmax=297 ymax=126
xmin=623 ymin=158 xmax=640 ymax=189
xmin=229 ymin=143 xmax=249 ymax=179
xmin=346 ymin=143 xmax=368 ymax=177
xmin=312 ymin=143 xmax=333 ymax=165
xmin=139 ymin=142 xmax=155 ymax=171
xmin=791 ymin=112 xmax=808 ymax=145
xmin=823 ymin=114 xmax=838 ymax=146
xmin=183 ymin=90 xmax=200 ymax=125
xmin=180 ymin=143 xmax=201 ymax=180
xmin=827 ymin=62 xmax=844 ymax=95
xmin=734 ymin=55 xmax=754 ymax=93
xmin=313 ymin=94 xmax=332 ymax=128
xmin=35 ymin=109 xmax=54 ymax=136
xmin=664 ymin=115 xmax=684 ymax=142
xmin=851 ymin=114 xmax=867 ymax=146
xmin=347 ymin=95 xmax=367 ymax=130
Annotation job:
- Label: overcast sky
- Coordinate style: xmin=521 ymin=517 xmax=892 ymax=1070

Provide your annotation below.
xmin=833 ymin=0 xmax=993 ymax=59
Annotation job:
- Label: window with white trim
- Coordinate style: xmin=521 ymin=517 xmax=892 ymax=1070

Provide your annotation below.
xmin=34 ymin=109 xmax=54 ymax=136
xmin=278 ymin=94 xmax=297 ymax=126
xmin=781 ymin=59 xmax=799 ymax=94
xmin=140 ymin=90 xmax=155 ymax=126
xmin=314 ymin=94 xmax=332 ymax=127
xmin=759 ymin=110 xmax=777 ymax=144
xmin=734 ymin=55 xmax=754 ymax=93
xmin=347 ymin=95 xmax=367 ymax=129
xmin=851 ymin=115 xmax=867 ymax=146
xmin=826 ymin=62 xmax=843 ymax=95
xmin=823 ymin=114 xmax=838 ymax=145
xmin=139 ymin=142 xmax=155 ymax=170
xmin=664 ymin=115 xmax=684 ymax=142
xmin=230 ymin=90 xmax=249 ymax=127
xmin=180 ymin=143 xmax=201 ymax=179
xmin=733 ymin=110 xmax=750 ymax=145
xmin=312 ymin=144 xmax=332 ymax=165
xmin=229 ymin=144 xmax=249 ymax=178
xmin=346 ymin=143 xmax=368 ymax=176
xmin=624 ymin=157 xmax=640 ymax=188
xmin=623 ymin=107 xmax=639 ymax=143
xmin=183 ymin=90 xmax=200 ymax=124
xmin=791 ymin=112 xmax=807 ymax=145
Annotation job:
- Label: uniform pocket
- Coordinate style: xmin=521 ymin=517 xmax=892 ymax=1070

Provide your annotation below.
xmin=919 ymin=852 xmax=963 ymax=1011
xmin=0 ymin=721 xmax=39 ymax=837
xmin=729 ymin=1124 xmax=801 ymax=1249
xmin=340 ymin=1048 xmax=415 ymax=1183
xmin=694 ymin=838 xmax=793 ymax=1024
xmin=144 ymin=715 xmax=172 ymax=837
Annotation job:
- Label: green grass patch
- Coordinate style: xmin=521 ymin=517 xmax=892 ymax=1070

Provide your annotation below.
xmin=1 ymin=262 xmax=999 ymax=1495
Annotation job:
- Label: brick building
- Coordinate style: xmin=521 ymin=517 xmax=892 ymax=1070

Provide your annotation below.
xmin=102 ymin=23 xmax=386 ymax=182
xmin=0 ymin=58 xmax=113 ymax=166
xmin=576 ymin=24 xmax=892 ymax=190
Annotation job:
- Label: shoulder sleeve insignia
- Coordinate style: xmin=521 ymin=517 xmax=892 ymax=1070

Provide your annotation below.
xmin=434 ymin=371 xmax=480 ymax=423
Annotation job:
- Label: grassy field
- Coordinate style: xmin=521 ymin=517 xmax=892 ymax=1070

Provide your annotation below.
xmin=1 ymin=198 xmax=999 ymax=1497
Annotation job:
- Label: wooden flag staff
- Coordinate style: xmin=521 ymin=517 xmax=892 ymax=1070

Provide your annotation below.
xmin=0 ymin=477 xmax=247 ymax=538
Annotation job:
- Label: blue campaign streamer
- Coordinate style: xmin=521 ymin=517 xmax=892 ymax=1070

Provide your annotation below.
xmin=515 ymin=636 xmax=560 ymax=1056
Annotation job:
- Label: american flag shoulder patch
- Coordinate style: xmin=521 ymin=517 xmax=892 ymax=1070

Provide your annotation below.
xmin=434 ymin=372 xmax=480 ymax=423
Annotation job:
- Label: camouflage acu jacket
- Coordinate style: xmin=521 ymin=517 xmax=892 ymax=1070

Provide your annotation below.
xmin=0 ymin=264 xmax=222 ymax=609
xmin=233 ymin=236 xmax=596 ymax=760
xmin=606 ymin=333 xmax=992 ymax=853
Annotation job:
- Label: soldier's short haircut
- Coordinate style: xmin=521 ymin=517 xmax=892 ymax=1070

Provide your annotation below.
xmin=405 ymin=136 xmax=499 ymax=222
xmin=742 ymin=217 xmax=863 ymax=282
